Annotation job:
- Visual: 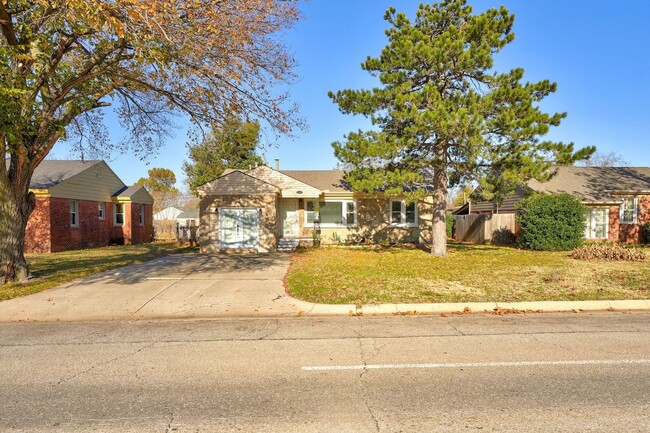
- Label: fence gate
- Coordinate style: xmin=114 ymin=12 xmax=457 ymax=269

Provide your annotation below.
xmin=454 ymin=214 xmax=517 ymax=244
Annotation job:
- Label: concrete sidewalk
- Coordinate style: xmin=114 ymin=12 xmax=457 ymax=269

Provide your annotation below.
xmin=0 ymin=252 xmax=648 ymax=322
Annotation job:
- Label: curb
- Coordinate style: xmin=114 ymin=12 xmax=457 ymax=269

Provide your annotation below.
xmin=300 ymin=299 xmax=650 ymax=316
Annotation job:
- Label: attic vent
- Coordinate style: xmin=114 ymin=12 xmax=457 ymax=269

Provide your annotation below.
xmin=296 ymin=190 xmax=303 ymax=194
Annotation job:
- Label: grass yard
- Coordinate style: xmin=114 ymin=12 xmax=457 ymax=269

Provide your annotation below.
xmin=286 ymin=243 xmax=650 ymax=304
xmin=1 ymin=242 xmax=197 ymax=301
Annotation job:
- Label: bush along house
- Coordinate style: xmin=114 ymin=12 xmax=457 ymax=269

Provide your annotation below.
xmin=197 ymin=163 xmax=433 ymax=252
xmin=23 ymin=159 xmax=154 ymax=253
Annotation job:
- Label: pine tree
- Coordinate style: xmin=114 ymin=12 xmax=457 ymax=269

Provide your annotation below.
xmin=329 ymin=0 xmax=594 ymax=255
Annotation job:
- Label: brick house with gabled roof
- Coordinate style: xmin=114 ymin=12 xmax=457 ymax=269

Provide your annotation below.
xmin=23 ymin=160 xmax=154 ymax=253
xmin=454 ymin=166 xmax=650 ymax=244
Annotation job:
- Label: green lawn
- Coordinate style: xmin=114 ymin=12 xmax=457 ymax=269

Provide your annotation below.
xmin=286 ymin=243 xmax=650 ymax=304
xmin=1 ymin=242 xmax=197 ymax=301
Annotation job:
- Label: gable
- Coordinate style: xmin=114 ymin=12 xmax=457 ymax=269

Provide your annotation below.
xmin=48 ymin=161 xmax=126 ymax=202
xmin=248 ymin=166 xmax=321 ymax=198
xmin=197 ymin=170 xmax=279 ymax=196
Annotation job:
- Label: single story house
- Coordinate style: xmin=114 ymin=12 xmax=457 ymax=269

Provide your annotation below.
xmin=454 ymin=166 xmax=650 ymax=243
xmin=197 ymin=165 xmax=433 ymax=252
xmin=24 ymin=160 xmax=154 ymax=253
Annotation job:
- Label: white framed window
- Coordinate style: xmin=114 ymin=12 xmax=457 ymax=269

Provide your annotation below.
xmin=139 ymin=204 xmax=145 ymax=226
xmin=390 ymin=199 xmax=418 ymax=227
xmin=98 ymin=202 xmax=105 ymax=220
xmin=620 ymin=197 xmax=638 ymax=224
xmin=585 ymin=208 xmax=609 ymax=239
xmin=113 ymin=203 xmax=124 ymax=226
xmin=305 ymin=200 xmax=356 ymax=227
xmin=70 ymin=200 xmax=79 ymax=227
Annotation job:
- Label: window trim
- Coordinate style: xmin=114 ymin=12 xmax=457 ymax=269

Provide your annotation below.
xmin=304 ymin=199 xmax=357 ymax=228
xmin=70 ymin=200 xmax=79 ymax=228
xmin=619 ymin=197 xmax=638 ymax=225
xmin=113 ymin=203 xmax=125 ymax=227
xmin=98 ymin=202 xmax=106 ymax=220
xmin=585 ymin=207 xmax=609 ymax=239
xmin=389 ymin=199 xmax=418 ymax=227
xmin=139 ymin=204 xmax=145 ymax=226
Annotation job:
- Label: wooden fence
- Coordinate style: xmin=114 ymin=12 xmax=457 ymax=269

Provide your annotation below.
xmin=454 ymin=214 xmax=517 ymax=244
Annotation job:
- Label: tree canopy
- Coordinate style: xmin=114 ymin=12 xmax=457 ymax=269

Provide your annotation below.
xmin=136 ymin=168 xmax=178 ymax=193
xmin=183 ymin=116 xmax=264 ymax=195
xmin=329 ymin=0 xmax=594 ymax=255
xmin=0 ymin=0 xmax=301 ymax=283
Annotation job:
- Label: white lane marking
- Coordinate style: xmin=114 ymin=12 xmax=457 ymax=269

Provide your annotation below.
xmin=302 ymin=359 xmax=650 ymax=371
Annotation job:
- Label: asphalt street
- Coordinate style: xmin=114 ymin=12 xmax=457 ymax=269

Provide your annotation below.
xmin=1 ymin=312 xmax=649 ymax=432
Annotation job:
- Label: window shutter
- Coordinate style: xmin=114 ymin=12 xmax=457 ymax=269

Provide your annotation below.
xmin=633 ymin=198 xmax=638 ymax=223
xmin=605 ymin=208 xmax=610 ymax=239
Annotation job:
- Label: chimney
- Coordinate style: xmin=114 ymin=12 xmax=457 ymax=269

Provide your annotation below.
xmin=274 ymin=158 xmax=279 ymax=170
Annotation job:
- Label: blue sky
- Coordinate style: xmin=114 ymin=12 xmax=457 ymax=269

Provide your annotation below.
xmin=54 ymin=0 xmax=650 ymax=189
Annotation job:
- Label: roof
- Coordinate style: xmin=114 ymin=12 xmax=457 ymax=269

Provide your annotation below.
xmin=28 ymin=160 xmax=101 ymax=189
xmin=527 ymin=166 xmax=650 ymax=203
xmin=113 ymin=185 xmax=155 ymax=204
xmin=280 ymin=170 xmax=350 ymax=192
xmin=197 ymin=169 xmax=280 ymax=195
xmin=153 ymin=207 xmax=183 ymax=220
xmin=177 ymin=210 xmax=198 ymax=219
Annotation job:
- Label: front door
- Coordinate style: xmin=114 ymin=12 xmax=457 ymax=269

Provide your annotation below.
xmin=281 ymin=199 xmax=299 ymax=238
xmin=219 ymin=208 xmax=260 ymax=249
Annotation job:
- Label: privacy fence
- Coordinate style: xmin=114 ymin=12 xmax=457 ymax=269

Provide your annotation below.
xmin=453 ymin=214 xmax=517 ymax=245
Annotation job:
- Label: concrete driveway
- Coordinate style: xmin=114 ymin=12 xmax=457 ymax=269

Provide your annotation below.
xmin=0 ymin=253 xmax=316 ymax=322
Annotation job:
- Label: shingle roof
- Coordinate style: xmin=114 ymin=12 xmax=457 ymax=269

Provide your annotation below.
xmin=280 ymin=170 xmax=350 ymax=192
xmin=113 ymin=185 xmax=142 ymax=198
xmin=177 ymin=210 xmax=198 ymax=219
xmin=527 ymin=166 xmax=650 ymax=202
xmin=26 ymin=160 xmax=101 ymax=189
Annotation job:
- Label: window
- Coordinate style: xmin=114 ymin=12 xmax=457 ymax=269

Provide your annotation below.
xmin=305 ymin=200 xmax=356 ymax=227
xmin=620 ymin=197 xmax=638 ymax=224
xmin=585 ymin=208 xmax=609 ymax=239
xmin=113 ymin=203 xmax=124 ymax=226
xmin=390 ymin=199 xmax=418 ymax=226
xmin=139 ymin=204 xmax=145 ymax=226
xmin=70 ymin=200 xmax=78 ymax=227
xmin=98 ymin=202 xmax=105 ymax=220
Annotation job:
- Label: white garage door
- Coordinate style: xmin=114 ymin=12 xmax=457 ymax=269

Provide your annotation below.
xmin=219 ymin=208 xmax=260 ymax=250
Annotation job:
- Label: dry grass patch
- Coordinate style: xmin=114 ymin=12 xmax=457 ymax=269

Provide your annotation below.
xmin=286 ymin=243 xmax=650 ymax=304
xmin=0 ymin=242 xmax=198 ymax=301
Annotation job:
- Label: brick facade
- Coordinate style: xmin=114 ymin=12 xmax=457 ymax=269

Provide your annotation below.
xmin=24 ymin=198 xmax=154 ymax=253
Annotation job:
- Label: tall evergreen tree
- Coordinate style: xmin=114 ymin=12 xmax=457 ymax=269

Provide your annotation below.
xmin=183 ymin=117 xmax=264 ymax=195
xmin=330 ymin=0 xmax=594 ymax=256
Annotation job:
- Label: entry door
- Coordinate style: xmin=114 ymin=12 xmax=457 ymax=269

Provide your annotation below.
xmin=281 ymin=199 xmax=299 ymax=237
xmin=219 ymin=208 xmax=259 ymax=249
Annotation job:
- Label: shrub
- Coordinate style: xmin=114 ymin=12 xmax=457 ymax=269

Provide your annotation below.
xmin=570 ymin=245 xmax=646 ymax=261
xmin=643 ymin=222 xmax=650 ymax=244
xmin=446 ymin=215 xmax=455 ymax=238
xmin=516 ymin=193 xmax=586 ymax=251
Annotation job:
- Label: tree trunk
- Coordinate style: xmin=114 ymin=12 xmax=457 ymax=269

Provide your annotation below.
xmin=430 ymin=158 xmax=448 ymax=257
xmin=0 ymin=173 xmax=35 ymax=284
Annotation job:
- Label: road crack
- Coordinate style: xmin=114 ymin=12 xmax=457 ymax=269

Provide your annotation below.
xmin=357 ymin=329 xmax=381 ymax=432
xmin=55 ymin=342 xmax=154 ymax=386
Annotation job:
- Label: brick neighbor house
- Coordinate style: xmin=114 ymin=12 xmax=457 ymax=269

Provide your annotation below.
xmin=454 ymin=166 xmax=650 ymax=244
xmin=23 ymin=160 xmax=154 ymax=253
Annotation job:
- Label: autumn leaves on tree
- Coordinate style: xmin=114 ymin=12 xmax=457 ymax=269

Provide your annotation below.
xmin=0 ymin=0 xmax=300 ymax=282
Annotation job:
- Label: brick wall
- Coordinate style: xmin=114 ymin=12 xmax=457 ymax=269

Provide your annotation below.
xmin=24 ymin=197 xmax=52 ymax=253
xmin=25 ymin=198 xmax=153 ymax=253
xmin=126 ymin=203 xmax=154 ymax=244
xmin=619 ymin=195 xmax=650 ymax=243
xmin=48 ymin=198 xmax=114 ymax=252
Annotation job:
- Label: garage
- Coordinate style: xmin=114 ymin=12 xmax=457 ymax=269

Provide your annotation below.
xmin=219 ymin=208 xmax=260 ymax=250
